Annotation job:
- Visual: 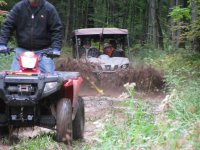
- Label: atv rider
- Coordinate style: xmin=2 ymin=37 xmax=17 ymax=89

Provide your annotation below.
xmin=0 ymin=0 xmax=62 ymax=74
xmin=103 ymin=43 xmax=120 ymax=57
xmin=79 ymin=40 xmax=100 ymax=58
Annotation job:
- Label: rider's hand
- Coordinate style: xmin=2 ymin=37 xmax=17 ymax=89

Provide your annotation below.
xmin=46 ymin=48 xmax=61 ymax=58
xmin=52 ymin=48 xmax=61 ymax=57
xmin=0 ymin=45 xmax=9 ymax=54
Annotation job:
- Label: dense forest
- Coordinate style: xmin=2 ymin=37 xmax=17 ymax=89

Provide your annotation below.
xmin=0 ymin=0 xmax=200 ymax=51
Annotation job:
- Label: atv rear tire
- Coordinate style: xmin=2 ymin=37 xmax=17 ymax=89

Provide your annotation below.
xmin=73 ymin=96 xmax=85 ymax=140
xmin=56 ymin=98 xmax=72 ymax=145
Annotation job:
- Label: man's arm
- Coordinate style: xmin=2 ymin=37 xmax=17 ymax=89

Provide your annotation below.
xmin=49 ymin=6 xmax=63 ymax=50
xmin=0 ymin=5 xmax=18 ymax=45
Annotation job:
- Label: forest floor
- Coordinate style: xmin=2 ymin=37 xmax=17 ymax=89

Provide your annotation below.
xmin=0 ymin=87 xmax=165 ymax=150
xmin=76 ymin=91 xmax=166 ymax=149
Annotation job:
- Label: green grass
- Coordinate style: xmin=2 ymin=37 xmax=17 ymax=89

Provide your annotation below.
xmin=97 ymin=100 xmax=159 ymax=150
xmin=11 ymin=134 xmax=65 ymax=150
xmin=79 ymin=47 xmax=200 ymax=150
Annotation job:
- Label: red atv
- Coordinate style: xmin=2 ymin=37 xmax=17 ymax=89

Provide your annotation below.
xmin=0 ymin=49 xmax=85 ymax=144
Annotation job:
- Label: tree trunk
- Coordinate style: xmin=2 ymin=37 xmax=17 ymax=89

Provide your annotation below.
xmin=169 ymin=0 xmax=176 ymax=42
xmin=156 ymin=0 xmax=164 ymax=49
xmin=176 ymin=0 xmax=184 ymax=48
xmin=149 ymin=0 xmax=157 ymax=46
xmin=64 ymin=0 xmax=74 ymax=45
xmin=87 ymin=0 xmax=94 ymax=28
xmin=147 ymin=0 xmax=163 ymax=48
xmin=141 ymin=2 xmax=149 ymax=45
xmin=191 ymin=0 xmax=200 ymax=52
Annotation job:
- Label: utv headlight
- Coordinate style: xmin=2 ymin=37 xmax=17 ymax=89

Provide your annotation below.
xmin=44 ymin=82 xmax=58 ymax=93
xmin=121 ymin=64 xmax=129 ymax=69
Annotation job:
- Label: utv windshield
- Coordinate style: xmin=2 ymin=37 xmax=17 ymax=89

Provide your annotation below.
xmin=72 ymin=28 xmax=130 ymax=59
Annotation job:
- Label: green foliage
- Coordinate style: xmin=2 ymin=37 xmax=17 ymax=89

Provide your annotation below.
xmin=188 ymin=1 xmax=200 ymax=49
xmin=169 ymin=6 xmax=191 ymax=23
xmin=168 ymin=0 xmax=200 ymax=51
xmin=61 ymin=46 xmax=72 ymax=57
xmin=0 ymin=14 xmax=5 ymax=27
xmin=0 ymin=53 xmax=14 ymax=71
xmin=0 ymin=0 xmax=7 ymax=25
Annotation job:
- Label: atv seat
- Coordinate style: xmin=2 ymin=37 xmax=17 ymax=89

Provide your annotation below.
xmin=55 ymin=71 xmax=80 ymax=80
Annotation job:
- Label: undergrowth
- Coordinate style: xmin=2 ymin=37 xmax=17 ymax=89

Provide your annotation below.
xmin=87 ymin=47 xmax=200 ymax=150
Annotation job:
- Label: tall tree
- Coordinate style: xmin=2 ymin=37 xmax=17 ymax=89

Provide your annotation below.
xmin=64 ymin=0 xmax=73 ymax=45
xmin=147 ymin=0 xmax=164 ymax=48
xmin=191 ymin=0 xmax=200 ymax=52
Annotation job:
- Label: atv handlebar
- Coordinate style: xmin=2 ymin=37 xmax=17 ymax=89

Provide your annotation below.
xmin=42 ymin=48 xmax=60 ymax=59
xmin=0 ymin=48 xmax=59 ymax=59
xmin=0 ymin=48 xmax=14 ymax=55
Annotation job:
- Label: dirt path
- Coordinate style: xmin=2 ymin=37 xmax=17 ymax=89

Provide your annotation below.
xmin=0 ymin=91 xmax=165 ymax=149
xmin=83 ymin=96 xmax=123 ymax=143
xmin=82 ymin=92 xmax=165 ymax=145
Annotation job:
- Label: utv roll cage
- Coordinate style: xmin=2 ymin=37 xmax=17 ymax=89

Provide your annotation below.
xmin=72 ymin=28 xmax=131 ymax=59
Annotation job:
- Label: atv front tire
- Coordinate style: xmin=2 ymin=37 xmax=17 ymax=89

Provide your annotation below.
xmin=56 ymin=98 xmax=72 ymax=145
xmin=73 ymin=96 xmax=85 ymax=140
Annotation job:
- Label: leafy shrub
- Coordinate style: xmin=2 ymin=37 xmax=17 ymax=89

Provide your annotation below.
xmin=0 ymin=53 xmax=14 ymax=71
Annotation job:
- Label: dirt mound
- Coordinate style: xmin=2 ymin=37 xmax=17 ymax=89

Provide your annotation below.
xmin=56 ymin=57 xmax=165 ymax=94
xmin=56 ymin=57 xmax=95 ymax=80
xmin=117 ymin=65 xmax=165 ymax=91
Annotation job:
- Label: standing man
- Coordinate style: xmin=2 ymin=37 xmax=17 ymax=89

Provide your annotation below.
xmin=0 ymin=0 xmax=62 ymax=74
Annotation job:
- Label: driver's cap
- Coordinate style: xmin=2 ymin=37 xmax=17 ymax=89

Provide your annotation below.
xmin=103 ymin=43 xmax=111 ymax=49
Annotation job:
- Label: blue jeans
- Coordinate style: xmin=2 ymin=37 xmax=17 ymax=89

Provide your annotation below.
xmin=11 ymin=48 xmax=55 ymax=74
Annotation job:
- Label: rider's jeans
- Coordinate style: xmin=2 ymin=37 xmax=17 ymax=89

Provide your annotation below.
xmin=11 ymin=47 xmax=55 ymax=74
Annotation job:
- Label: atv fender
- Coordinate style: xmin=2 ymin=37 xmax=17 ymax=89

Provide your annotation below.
xmin=64 ymin=77 xmax=83 ymax=120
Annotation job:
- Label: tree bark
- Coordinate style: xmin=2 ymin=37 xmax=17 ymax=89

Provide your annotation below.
xmin=156 ymin=0 xmax=164 ymax=49
xmin=147 ymin=0 xmax=163 ymax=48
xmin=191 ymin=0 xmax=200 ymax=52
xmin=169 ymin=0 xmax=176 ymax=42
xmin=87 ymin=0 xmax=94 ymax=28
xmin=64 ymin=0 xmax=74 ymax=45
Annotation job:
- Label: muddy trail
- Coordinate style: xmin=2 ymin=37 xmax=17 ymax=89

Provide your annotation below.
xmin=0 ymin=93 xmax=165 ymax=150
xmin=0 ymin=57 xmax=166 ymax=149
xmin=81 ymin=92 xmax=166 ymax=145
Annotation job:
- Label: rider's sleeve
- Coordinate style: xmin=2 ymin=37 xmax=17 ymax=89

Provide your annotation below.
xmin=0 ymin=5 xmax=18 ymax=45
xmin=48 ymin=6 xmax=63 ymax=50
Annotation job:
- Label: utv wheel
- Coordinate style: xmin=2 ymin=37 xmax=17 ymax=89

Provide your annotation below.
xmin=56 ymin=98 xmax=72 ymax=145
xmin=73 ymin=96 xmax=85 ymax=140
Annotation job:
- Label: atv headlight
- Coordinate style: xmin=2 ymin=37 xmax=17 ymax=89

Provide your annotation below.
xmin=121 ymin=64 xmax=129 ymax=69
xmin=44 ymin=82 xmax=58 ymax=93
